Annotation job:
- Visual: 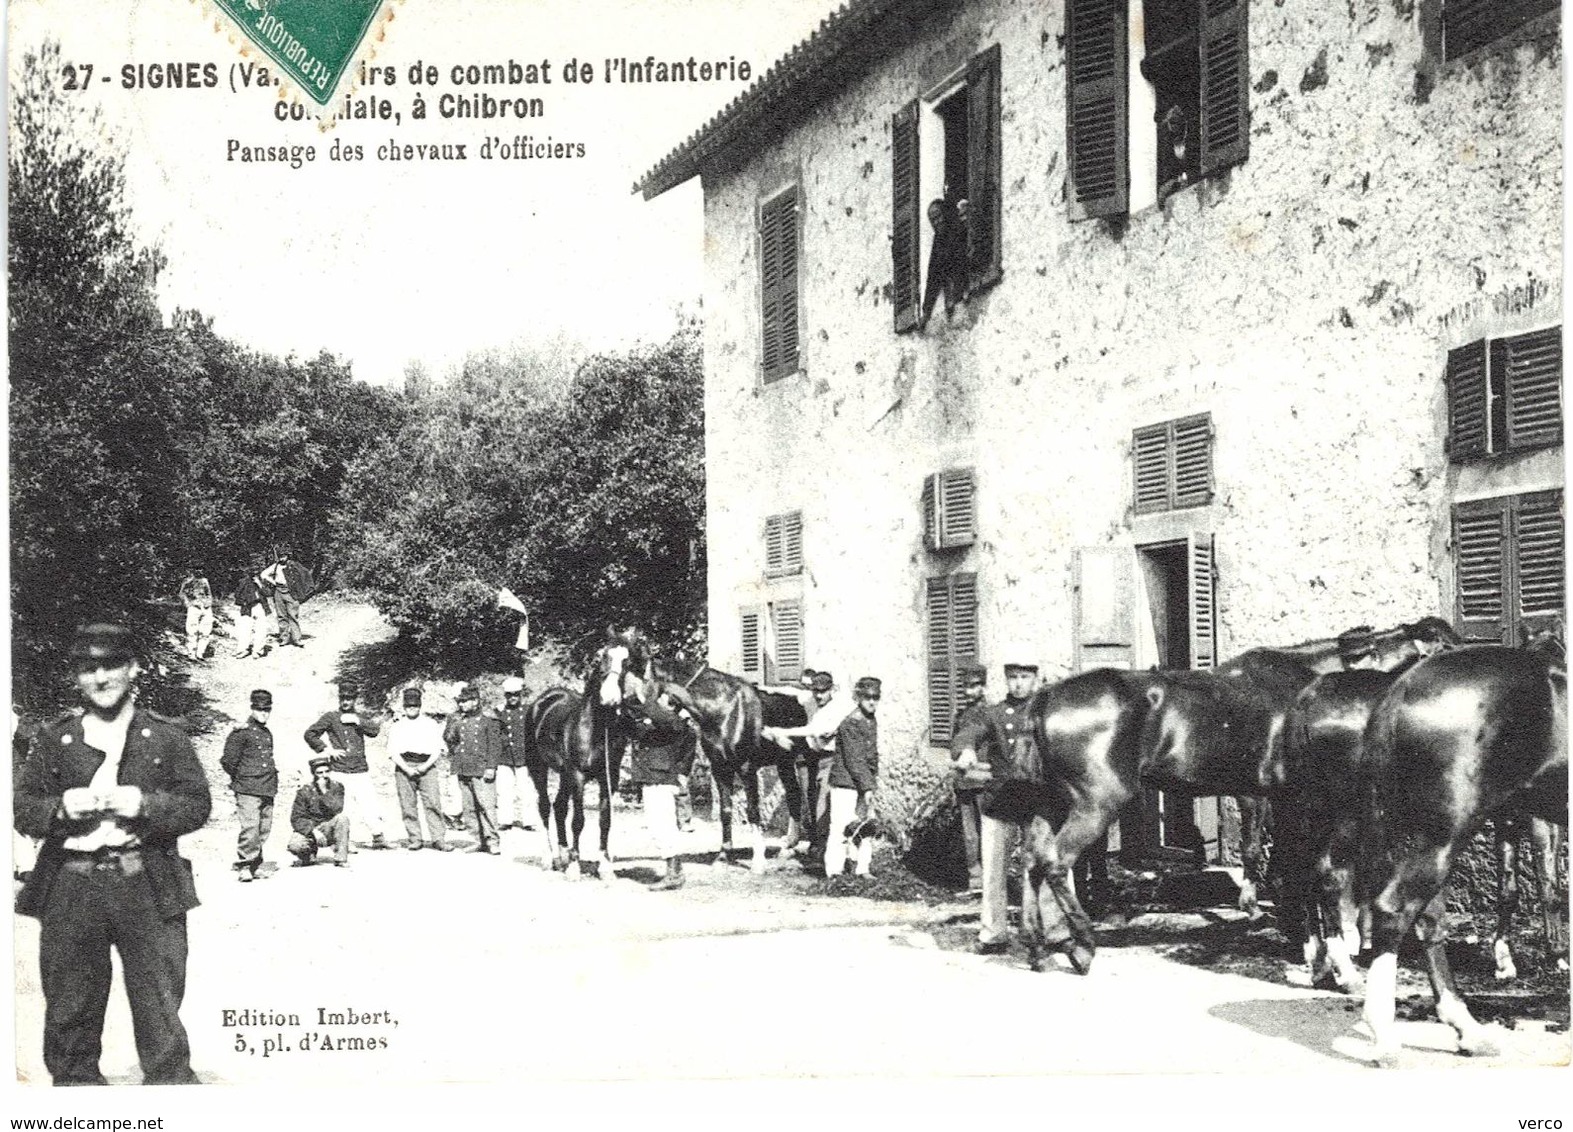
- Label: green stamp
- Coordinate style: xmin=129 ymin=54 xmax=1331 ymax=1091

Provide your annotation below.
xmin=213 ymin=0 xmax=385 ymax=105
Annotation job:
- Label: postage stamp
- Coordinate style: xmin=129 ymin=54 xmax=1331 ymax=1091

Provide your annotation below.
xmin=212 ymin=0 xmax=386 ymax=103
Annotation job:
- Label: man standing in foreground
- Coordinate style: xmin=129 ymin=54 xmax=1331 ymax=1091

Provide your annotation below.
xmin=387 ymin=687 xmax=451 ymax=852
xmin=14 ymin=623 xmax=210 ymax=1085
xmin=287 ymin=755 xmax=351 ymax=867
xmin=220 ymin=688 xmax=278 ymax=882
xmin=824 ymin=676 xmax=881 ymax=878
xmin=950 ymin=664 xmax=991 ymax=894
xmin=443 ymin=685 xmax=502 ymax=854
xmin=494 ymin=676 xmax=537 ymax=831
xmin=761 ymin=670 xmax=851 ymax=866
xmin=304 ymin=681 xmax=390 ymax=851
xmin=953 ymin=661 xmax=1041 ymax=954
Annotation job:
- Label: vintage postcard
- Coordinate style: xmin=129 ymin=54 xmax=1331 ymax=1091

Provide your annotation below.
xmin=5 ymin=0 xmax=1569 ymax=1125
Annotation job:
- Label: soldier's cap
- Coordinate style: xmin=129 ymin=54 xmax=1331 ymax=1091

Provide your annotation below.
xmin=1003 ymin=663 xmax=1039 ymax=677
xmin=1337 ymin=625 xmax=1377 ymax=657
xmin=69 ymin=623 xmax=136 ymax=665
xmin=250 ymin=689 xmax=273 ymax=711
xmin=457 ymin=683 xmax=479 ymax=702
xmin=402 ymin=687 xmax=423 ymax=707
xmin=337 ymin=681 xmax=359 ymax=699
xmin=959 ymin=664 xmax=988 ymax=685
xmin=308 ymin=754 xmax=333 ymax=772
xmin=502 ymin=676 xmax=526 ymax=694
xmin=809 ymin=671 xmax=835 ymax=693
xmin=854 ymin=676 xmax=882 ymax=698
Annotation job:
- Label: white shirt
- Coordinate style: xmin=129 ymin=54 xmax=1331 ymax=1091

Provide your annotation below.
xmin=386 ymin=714 xmax=445 ymax=765
xmin=63 ymin=708 xmax=139 ymax=852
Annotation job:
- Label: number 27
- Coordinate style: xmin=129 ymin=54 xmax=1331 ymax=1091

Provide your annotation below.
xmin=62 ymin=63 xmax=94 ymax=90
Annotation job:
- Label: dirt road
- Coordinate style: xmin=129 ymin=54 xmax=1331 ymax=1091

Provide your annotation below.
xmin=12 ymin=596 xmax=1570 ymax=1087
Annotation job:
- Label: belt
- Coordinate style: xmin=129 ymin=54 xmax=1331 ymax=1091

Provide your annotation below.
xmin=60 ymin=847 xmax=145 ymax=876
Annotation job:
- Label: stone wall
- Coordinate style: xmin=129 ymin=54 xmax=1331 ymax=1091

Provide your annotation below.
xmin=697 ymin=0 xmax=1562 ymax=842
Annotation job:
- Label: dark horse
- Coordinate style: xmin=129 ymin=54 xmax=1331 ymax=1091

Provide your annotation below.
xmin=520 ymin=639 xmax=641 ymax=878
xmin=1356 ymin=645 xmax=1566 ymax=1067
xmin=1016 ymin=619 xmax=1460 ymax=974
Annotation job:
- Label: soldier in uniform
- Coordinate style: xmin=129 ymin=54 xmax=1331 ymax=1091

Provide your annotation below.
xmin=14 ymin=623 xmax=210 ymax=1085
xmin=949 ymin=663 xmax=991 ymax=894
xmin=219 ymin=688 xmax=277 ymax=882
xmin=304 ymin=681 xmax=389 ymax=851
xmin=494 ymin=676 xmax=537 ymax=831
xmin=953 ymin=661 xmax=1040 ymax=953
xmin=287 ymin=755 xmax=351 ymax=867
xmin=629 ymin=691 xmax=699 ymax=890
xmin=443 ymin=684 xmax=502 ymax=854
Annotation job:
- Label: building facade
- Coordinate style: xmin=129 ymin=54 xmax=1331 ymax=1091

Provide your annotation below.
xmin=640 ymin=0 xmax=1563 ymax=840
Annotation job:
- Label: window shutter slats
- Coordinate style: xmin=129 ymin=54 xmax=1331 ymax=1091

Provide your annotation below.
xmin=777 ymin=196 xmax=800 ymax=375
xmin=772 ymin=599 xmax=804 ymax=684
xmin=1446 ymin=339 xmax=1489 ymax=461
xmin=759 ymin=190 xmax=798 ymax=382
xmin=891 ymin=100 xmax=921 ymax=333
xmin=1066 ymin=0 xmax=1128 ymax=220
xmin=1514 ymin=491 xmax=1565 ymax=620
xmin=1134 ymin=415 xmax=1212 ymax=514
xmin=1197 ymin=0 xmax=1249 ymax=177
xmin=952 ymin=573 xmax=979 ymax=658
xmin=1453 ymin=500 xmax=1508 ymax=641
xmin=941 ymin=467 xmax=976 ymax=546
xmin=966 ymin=44 xmax=1003 ymax=291
xmin=1504 ymin=326 xmax=1563 ymax=451
xmin=926 ymin=577 xmax=955 ymax=741
xmin=1172 ymin=416 xmax=1214 ymax=508
xmin=1133 ymin=424 xmax=1172 ymax=513
xmin=1188 ymin=532 xmax=1216 ymax=670
xmin=764 ymin=510 xmax=803 ymax=577
xmin=740 ymin=608 xmax=764 ymax=681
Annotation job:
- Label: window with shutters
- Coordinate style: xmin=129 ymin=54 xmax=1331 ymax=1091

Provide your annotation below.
xmin=1132 ymin=413 xmax=1213 ymax=514
xmin=759 ymin=186 xmax=801 ymax=382
xmin=922 ymin=467 xmax=976 ymax=551
xmin=1446 ymin=326 xmax=1562 ymax=462
xmin=1067 ymin=0 xmax=1248 ymax=219
xmin=740 ymin=606 xmax=764 ymax=682
xmin=1453 ymin=491 xmax=1564 ymax=644
xmin=740 ymin=600 xmax=806 ymax=684
xmin=764 ymin=511 xmax=804 ymax=578
xmin=891 ymin=44 xmax=1003 ymax=332
xmin=1442 ymin=0 xmax=1559 ymax=62
xmin=926 ymin=573 xmax=979 ymax=745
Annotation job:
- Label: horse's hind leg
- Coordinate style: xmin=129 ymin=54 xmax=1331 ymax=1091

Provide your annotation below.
xmin=778 ymin=757 xmax=806 ymax=854
xmin=1024 ymin=807 xmax=1105 ymax=974
xmin=564 ymin=771 xmax=587 ymax=880
xmin=1493 ymin=821 xmax=1521 ymax=980
xmin=1532 ymin=818 xmax=1568 ymax=971
xmin=591 ymin=756 xmax=621 ymax=882
xmin=743 ymin=770 xmax=767 ymax=873
xmin=528 ymin=764 xmax=557 ymax=869
xmin=1237 ymin=797 xmax=1269 ymax=919
xmin=1416 ymin=888 xmax=1499 ymax=1058
xmin=713 ymin=761 xmax=738 ymax=862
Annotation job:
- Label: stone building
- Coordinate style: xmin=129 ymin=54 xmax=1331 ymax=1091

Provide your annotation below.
xmin=637 ymin=0 xmax=1563 ymax=852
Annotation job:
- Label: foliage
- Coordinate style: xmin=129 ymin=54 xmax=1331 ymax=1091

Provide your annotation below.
xmin=334 ymin=325 xmax=707 ymax=670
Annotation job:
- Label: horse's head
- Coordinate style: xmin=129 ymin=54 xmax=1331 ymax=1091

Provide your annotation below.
xmin=589 ymin=628 xmax=656 ymax=711
xmin=1349 ymin=617 xmax=1463 ymax=671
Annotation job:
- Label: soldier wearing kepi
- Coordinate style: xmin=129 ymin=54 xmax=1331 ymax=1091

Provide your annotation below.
xmin=494 ymin=676 xmax=536 ymax=831
xmin=825 ymin=676 xmax=882 ymax=878
xmin=949 ymin=663 xmax=991 ymax=894
xmin=953 ymin=660 xmax=1040 ymax=954
xmin=443 ymin=684 xmax=502 ymax=854
xmin=14 ymin=623 xmax=210 ymax=1086
xmin=220 ymin=689 xmax=278 ymax=882
xmin=387 ymin=686 xmax=450 ymax=852
xmin=287 ymin=755 xmax=351 ymax=868
xmin=304 ymin=681 xmax=389 ymax=852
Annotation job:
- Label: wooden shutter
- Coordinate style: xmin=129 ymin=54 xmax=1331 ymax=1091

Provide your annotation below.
xmin=1197 ymin=0 xmax=1249 ymax=177
xmin=1444 ymin=0 xmax=1558 ymax=61
xmin=1073 ymin=546 xmax=1135 ymax=671
xmin=923 ymin=468 xmax=976 ymax=550
xmin=1503 ymin=326 xmax=1563 ymax=452
xmin=771 ymin=599 xmax=805 ymax=684
xmin=891 ymin=100 xmax=922 ymax=332
xmin=759 ymin=189 xmax=799 ymax=382
xmin=1453 ymin=498 xmax=1508 ymax=642
xmin=1066 ymin=0 xmax=1128 ymax=220
xmin=926 ymin=573 xmax=978 ymax=744
xmin=740 ymin=606 xmax=765 ymax=681
xmin=1446 ymin=339 xmax=1490 ymax=461
xmin=1187 ymin=531 xmax=1217 ymax=669
xmin=1132 ymin=423 xmax=1171 ymax=514
xmin=1172 ymin=414 xmax=1214 ymax=509
xmin=764 ymin=511 xmax=803 ymax=577
xmin=966 ymin=44 xmax=1003 ymax=291
xmin=1514 ymin=490 xmax=1565 ymax=633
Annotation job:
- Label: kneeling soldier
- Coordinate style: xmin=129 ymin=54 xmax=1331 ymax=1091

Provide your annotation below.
xmin=288 ymin=756 xmax=350 ymax=868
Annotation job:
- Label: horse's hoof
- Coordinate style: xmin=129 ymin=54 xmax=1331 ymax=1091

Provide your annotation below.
xmin=1369 ymin=1048 xmax=1401 ymax=1070
xmin=1063 ymin=941 xmax=1096 ymax=975
xmin=566 ymin=861 xmax=582 ymax=881
xmin=550 ymin=856 xmax=569 ymax=873
xmin=1457 ymin=1030 xmax=1500 ymax=1059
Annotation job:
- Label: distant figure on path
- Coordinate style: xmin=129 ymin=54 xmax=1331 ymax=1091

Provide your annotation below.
xmin=14 ymin=623 xmax=210 ymax=1085
xmin=304 ymin=681 xmax=389 ymax=851
xmin=233 ymin=569 xmax=271 ymax=659
xmin=387 ymin=687 xmax=450 ymax=852
xmin=262 ymin=552 xmax=312 ymax=648
xmin=177 ymin=574 xmax=213 ymax=661
xmin=220 ymin=689 xmax=278 ymax=882
xmin=443 ymin=685 xmax=502 ymax=854
xmin=287 ymin=755 xmax=350 ymax=867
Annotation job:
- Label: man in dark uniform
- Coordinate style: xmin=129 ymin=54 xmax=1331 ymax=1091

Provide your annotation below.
xmin=219 ymin=689 xmax=277 ymax=882
xmin=304 ymin=681 xmax=389 ymax=850
xmin=232 ymin=570 xmax=271 ymax=659
xmin=949 ymin=664 xmax=991 ymax=894
xmin=443 ymin=685 xmax=502 ymax=853
xmin=287 ymin=755 xmax=350 ymax=867
xmin=825 ymin=676 xmax=882 ymax=877
xmin=495 ymin=676 xmax=537 ymax=831
xmin=629 ymin=691 xmax=698 ymax=890
xmin=14 ymin=623 xmax=210 ymax=1085
xmin=953 ymin=661 xmax=1040 ymax=953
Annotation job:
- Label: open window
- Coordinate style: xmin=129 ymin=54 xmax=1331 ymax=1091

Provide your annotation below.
xmin=891 ymin=44 xmax=1002 ymax=331
xmin=1068 ymin=0 xmax=1248 ymax=219
xmin=740 ymin=599 xmax=806 ymax=684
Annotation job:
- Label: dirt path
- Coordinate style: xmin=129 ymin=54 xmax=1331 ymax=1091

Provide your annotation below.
xmin=12 ymin=595 xmax=1570 ymax=1087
